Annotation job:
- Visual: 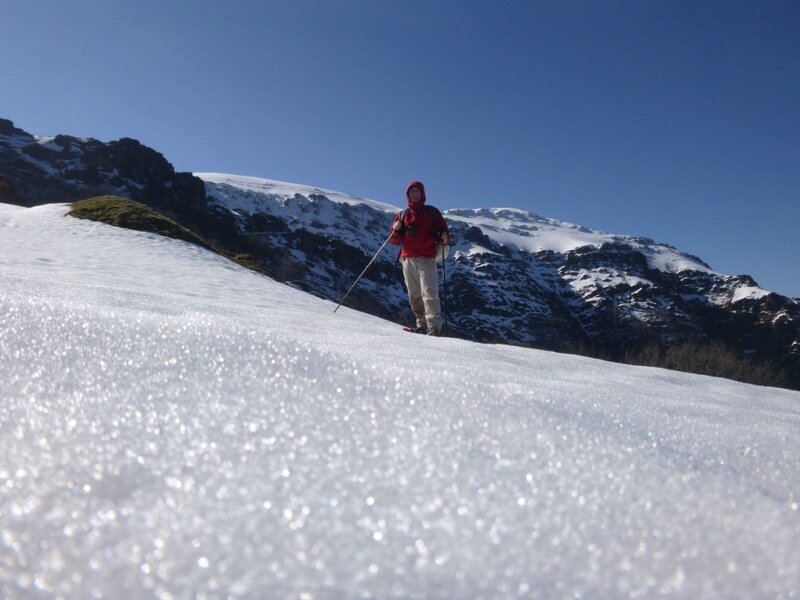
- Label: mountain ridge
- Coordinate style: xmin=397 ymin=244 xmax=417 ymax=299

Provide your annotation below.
xmin=2 ymin=118 xmax=798 ymax=388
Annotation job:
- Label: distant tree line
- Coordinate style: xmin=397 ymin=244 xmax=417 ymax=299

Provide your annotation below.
xmin=579 ymin=340 xmax=794 ymax=390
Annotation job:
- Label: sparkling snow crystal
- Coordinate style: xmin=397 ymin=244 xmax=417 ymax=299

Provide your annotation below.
xmin=1 ymin=203 xmax=799 ymax=598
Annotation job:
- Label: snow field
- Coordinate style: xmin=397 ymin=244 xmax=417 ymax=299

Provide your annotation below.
xmin=1 ymin=203 xmax=799 ymax=599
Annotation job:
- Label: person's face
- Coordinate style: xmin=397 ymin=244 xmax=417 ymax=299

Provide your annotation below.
xmin=408 ymin=187 xmax=422 ymax=203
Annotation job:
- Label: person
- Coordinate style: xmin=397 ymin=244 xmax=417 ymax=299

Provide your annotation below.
xmin=390 ymin=181 xmax=450 ymax=335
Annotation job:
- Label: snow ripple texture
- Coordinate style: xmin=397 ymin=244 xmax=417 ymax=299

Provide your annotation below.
xmin=1 ymin=203 xmax=799 ymax=599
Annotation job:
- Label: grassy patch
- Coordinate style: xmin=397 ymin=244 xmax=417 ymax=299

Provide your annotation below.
xmin=68 ymin=196 xmax=269 ymax=276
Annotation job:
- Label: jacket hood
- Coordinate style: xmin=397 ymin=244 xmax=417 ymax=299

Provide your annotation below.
xmin=406 ymin=181 xmax=427 ymax=208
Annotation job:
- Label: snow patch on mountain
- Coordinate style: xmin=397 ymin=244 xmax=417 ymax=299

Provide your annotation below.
xmin=445 ymin=207 xmax=714 ymax=276
xmin=197 ymin=172 xmax=399 ymax=215
xmin=732 ymin=285 xmax=771 ymax=303
xmin=446 ymin=207 xmax=610 ymax=254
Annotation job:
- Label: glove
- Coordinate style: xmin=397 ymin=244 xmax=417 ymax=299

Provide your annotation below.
xmin=393 ymin=220 xmax=404 ymax=232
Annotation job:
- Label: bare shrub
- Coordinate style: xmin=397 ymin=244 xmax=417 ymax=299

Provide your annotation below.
xmin=625 ymin=341 xmax=791 ymax=388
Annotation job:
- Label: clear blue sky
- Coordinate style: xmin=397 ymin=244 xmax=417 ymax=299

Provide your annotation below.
xmin=2 ymin=1 xmax=799 ymax=297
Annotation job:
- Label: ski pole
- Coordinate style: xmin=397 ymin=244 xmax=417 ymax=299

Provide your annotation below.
xmin=333 ymin=231 xmax=395 ymax=313
xmin=442 ymin=252 xmax=448 ymax=333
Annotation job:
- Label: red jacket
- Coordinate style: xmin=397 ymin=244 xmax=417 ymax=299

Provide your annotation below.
xmin=390 ymin=181 xmax=449 ymax=258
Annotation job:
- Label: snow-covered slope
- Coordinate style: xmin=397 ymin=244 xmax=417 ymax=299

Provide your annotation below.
xmin=199 ymin=172 xmax=399 ymax=215
xmin=2 ymin=202 xmax=799 ymax=598
xmin=444 ymin=207 xmax=714 ymax=275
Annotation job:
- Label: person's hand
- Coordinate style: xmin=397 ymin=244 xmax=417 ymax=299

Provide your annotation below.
xmin=393 ymin=221 xmax=404 ymax=232
xmin=440 ymin=234 xmax=450 ymax=245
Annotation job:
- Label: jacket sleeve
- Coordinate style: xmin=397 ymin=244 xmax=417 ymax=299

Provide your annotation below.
xmin=390 ymin=212 xmax=403 ymax=246
xmin=437 ymin=211 xmax=450 ymax=243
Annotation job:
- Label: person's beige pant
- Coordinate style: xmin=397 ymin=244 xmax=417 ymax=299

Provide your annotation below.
xmin=401 ymin=256 xmax=441 ymax=331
